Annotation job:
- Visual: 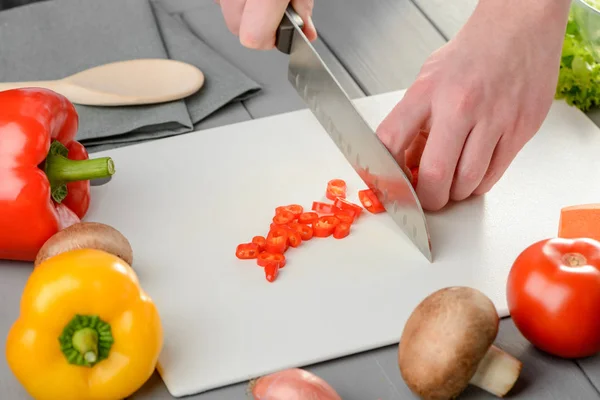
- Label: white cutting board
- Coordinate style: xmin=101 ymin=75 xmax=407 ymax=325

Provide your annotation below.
xmin=81 ymin=90 xmax=600 ymax=397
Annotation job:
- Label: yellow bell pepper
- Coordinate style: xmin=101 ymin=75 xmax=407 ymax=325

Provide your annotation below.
xmin=5 ymin=249 xmax=163 ymax=400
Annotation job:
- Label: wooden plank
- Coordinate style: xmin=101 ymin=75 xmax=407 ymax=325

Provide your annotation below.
xmin=179 ymin=2 xmax=364 ymax=120
xmin=312 ymin=0 xmax=446 ymax=95
xmin=411 ymin=0 xmax=476 ymax=39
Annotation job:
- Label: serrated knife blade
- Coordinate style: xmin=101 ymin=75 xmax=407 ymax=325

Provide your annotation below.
xmin=276 ymin=5 xmax=432 ymax=262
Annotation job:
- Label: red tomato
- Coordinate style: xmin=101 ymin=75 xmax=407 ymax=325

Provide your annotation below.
xmin=507 ymin=237 xmax=600 ymax=359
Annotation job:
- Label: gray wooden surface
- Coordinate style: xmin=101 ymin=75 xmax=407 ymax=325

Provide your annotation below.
xmin=1 ymin=0 xmax=599 ymax=399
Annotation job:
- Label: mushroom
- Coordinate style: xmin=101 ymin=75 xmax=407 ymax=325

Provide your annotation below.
xmin=35 ymin=222 xmax=133 ymax=267
xmin=398 ymin=286 xmax=522 ymax=400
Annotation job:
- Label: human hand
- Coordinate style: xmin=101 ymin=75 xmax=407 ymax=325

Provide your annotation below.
xmin=215 ymin=0 xmax=317 ymax=49
xmin=376 ymin=0 xmax=571 ymax=211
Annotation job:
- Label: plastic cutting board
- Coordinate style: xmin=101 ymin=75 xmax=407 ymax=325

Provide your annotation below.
xmin=38 ymin=90 xmax=600 ymax=396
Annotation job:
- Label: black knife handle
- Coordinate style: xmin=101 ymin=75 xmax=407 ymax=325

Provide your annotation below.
xmin=275 ymin=4 xmax=305 ymax=55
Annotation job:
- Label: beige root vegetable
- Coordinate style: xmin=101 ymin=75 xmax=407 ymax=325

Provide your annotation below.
xmin=34 ymin=222 xmax=133 ymax=267
xmin=398 ymin=286 xmax=522 ymax=400
xmin=248 ymin=368 xmax=341 ymax=400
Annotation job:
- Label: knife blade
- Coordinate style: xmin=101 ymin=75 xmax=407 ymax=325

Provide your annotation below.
xmin=275 ymin=5 xmax=432 ymax=262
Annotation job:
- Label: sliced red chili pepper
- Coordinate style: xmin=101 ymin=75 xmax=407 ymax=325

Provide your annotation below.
xmin=252 ymin=236 xmax=266 ymax=252
xmin=312 ymin=201 xmax=333 ymax=214
xmin=272 ymin=210 xmax=295 ymax=225
xmin=313 ymin=215 xmax=340 ymax=237
xmin=276 ymin=204 xmax=303 ymax=218
xmin=334 ymin=208 xmax=355 ymax=224
xmin=257 ymin=251 xmax=286 ymax=269
xmin=298 ymin=211 xmax=318 ymax=224
xmin=410 ymin=167 xmax=419 ymax=188
xmin=333 ymin=197 xmax=363 ymax=218
xmin=287 ymin=230 xmax=303 ymax=248
xmin=290 ymin=222 xmax=313 ymax=241
xmin=235 ymin=243 xmax=260 ymax=259
xmin=270 ymin=222 xmax=291 ymax=231
xmin=333 ymin=222 xmax=351 ymax=239
xmin=264 ymin=263 xmax=280 ymax=283
xmin=358 ymin=189 xmax=385 ymax=214
xmin=266 ymin=227 xmax=288 ymax=253
xmin=326 ymin=179 xmax=347 ymax=200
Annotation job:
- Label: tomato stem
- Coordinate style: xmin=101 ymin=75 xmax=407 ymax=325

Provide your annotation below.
xmin=562 ymin=252 xmax=587 ymax=267
xmin=59 ymin=314 xmax=114 ymax=367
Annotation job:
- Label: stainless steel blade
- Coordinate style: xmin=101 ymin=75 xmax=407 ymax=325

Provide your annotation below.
xmin=276 ymin=6 xmax=432 ymax=262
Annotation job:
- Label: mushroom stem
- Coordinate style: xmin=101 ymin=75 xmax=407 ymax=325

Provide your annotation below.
xmin=469 ymin=345 xmax=523 ymax=397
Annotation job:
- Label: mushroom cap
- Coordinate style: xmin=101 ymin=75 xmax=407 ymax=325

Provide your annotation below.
xmin=398 ymin=286 xmax=499 ymax=400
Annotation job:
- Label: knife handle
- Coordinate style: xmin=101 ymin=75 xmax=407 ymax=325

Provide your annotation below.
xmin=275 ymin=4 xmax=305 ymax=54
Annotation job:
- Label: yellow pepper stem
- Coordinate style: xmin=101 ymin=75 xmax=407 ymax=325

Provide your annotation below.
xmin=59 ymin=315 xmax=114 ymax=367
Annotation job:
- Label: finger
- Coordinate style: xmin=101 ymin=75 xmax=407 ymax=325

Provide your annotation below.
xmin=449 ymin=122 xmax=502 ymax=201
xmin=220 ymin=0 xmax=246 ymax=36
xmin=473 ymin=134 xmax=520 ymax=196
xmin=291 ymin=0 xmax=317 ymax=41
xmin=416 ymin=113 xmax=474 ymax=211
xmin=239 ymin=0 xmax=289 ymax=49
xmin=376 ymin=92 xmax=430 ymax=173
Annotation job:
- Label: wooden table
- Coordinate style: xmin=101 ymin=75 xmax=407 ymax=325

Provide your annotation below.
xmin=1 ymin=0 xmax=599 ymax=398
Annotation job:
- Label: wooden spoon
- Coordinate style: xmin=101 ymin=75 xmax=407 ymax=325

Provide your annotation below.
xmin=0 ymin=59 xmax=204 ymax=106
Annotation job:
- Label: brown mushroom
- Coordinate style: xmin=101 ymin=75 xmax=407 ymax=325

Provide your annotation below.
xmin=35 ymin=222 xmax=133 ymax=267
xmin=398 ymin=286 xmax=522 ymax=400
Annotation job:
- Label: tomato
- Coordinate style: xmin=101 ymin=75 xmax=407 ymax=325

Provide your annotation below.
xmin=289 ymin=222 xmax=313 ymax=241
xmin=236 ymin=243 xmax=260 ymax=259
xmin=298 ymin=212 xmax=318 ymax=224
xmin=312 ymin=201 xmax=333 ymax=214
xmin=252 ymin=236 xmax=266 ymax=252
xmin=257 ymin=251 xmax=286 ymax=269
xmin=326 ymin=179 xmax=347 ymax=200
xmin=507 ymin=237 xmax=600 ymax=359
xmin=333 ymin=222 xmax=351 ymax=239
xmin=266 ymin=227 xmax=288 ymax=253
xmin=276 ymin=204 xmax=303 ymax=218
xmin=273 ymin=210 xmax=295 ymax=225
xmin=358 ymin=189 xmax=385 ymax=214
xmin=333 ymin=197 xmax=362 ymax=218
xmin=313 ymin=216 xmax=340 ymax=237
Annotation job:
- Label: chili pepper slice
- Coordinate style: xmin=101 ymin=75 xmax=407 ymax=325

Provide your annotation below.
xmin=313 ymin=215 xmax=340 ymax=237
xmin=272 ymin=210 xmax=295 ymax=225
xmin=298 ymin=211 xmax=318 ymax=224
xmin=312 ymin=201 xmax=334 ymax=214
xmin=287 ymin=230 xmax=303 ymax=248
xmin=333 ymin=222 xmax=351 ymax=239
xmin=266 ymin=227 xmax=288 ymax=253
xmin=410 ymin=167 xmax=419 ymax=188
xmin=252 ymin=236 xmax=266 ymax=252
xmin=333 ymin=197 xmax=363 ymax=218
xmin=235 ymin=243 xmax=260 ymax=259
xmin=276 ymin=204 xmax=304 ymax=218
xmin=257 ymin=252 xmax=286 ymax=268
xmin=358 ymin=189 xmax=385 ymax=214
xmin=264 ymin=263 xmax=280 ymax=283
xmin=290 ymin=222 xmax=313 ymax=241
xmin=326 ymin=179 xmax=347 ymax=200
xmin=334 ymin=208 xmax=355 ymax=224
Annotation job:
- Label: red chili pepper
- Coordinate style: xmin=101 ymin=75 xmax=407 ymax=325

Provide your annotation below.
xmin=289 ymin=223 xmax=313 ymax=241
xmin=298 ymin=212 xmax=318 ymax=225
xmin=287 ymin=230 xmax=303 ymax=248
xmin=252 ymin=236 xmax=266 ymax=252
xmin=326 ymin=179 xmax=347 ymax=200
xmin=312 ymin=201 xmax=334 ymax=214
xmin=276 ymin=204 xmax=303 ymax=218
xmin=236 ymin=243 xmax=260 ymax=259
xmin=257 ymin=252 xmax=286 ymax=268
xmin=264 ymin=263 xmax=280 ymax=283
xmin=333 ymin=197 xmax=363 ymax=218
xmin=0 ymin=88 xmax=115 ymax=262
xmin=333 ymin=208 xmax=355 ymax=224
xmin=358 ymin=189 xmax=385 ymax=214
xmin=410 ymin=167 xmax=419 ymax=188
xmin=273 ymin=210 xmax=295 ymax=225
xmin=333 ymin=222 xmax=351 ymax=239
xmin=266 ymin=227 xmax=289 ymax=253
xmin=313 ymin=216 xmax=340 ymax=237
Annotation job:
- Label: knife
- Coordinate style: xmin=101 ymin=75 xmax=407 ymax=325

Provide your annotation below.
xmin=275 ymin=5 xmax=433 ymax=262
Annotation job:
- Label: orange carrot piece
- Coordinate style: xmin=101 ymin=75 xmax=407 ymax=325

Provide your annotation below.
xmin=558 ymin=204 xmax=600 ymax=242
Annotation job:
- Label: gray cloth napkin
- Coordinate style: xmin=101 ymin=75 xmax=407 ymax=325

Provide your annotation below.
xmin=0 ymin=0 xmax=261 ymax=152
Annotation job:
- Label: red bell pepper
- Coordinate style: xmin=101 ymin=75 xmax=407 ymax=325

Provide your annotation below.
xmin=0 ymin=88 xmax=115 ymax=262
